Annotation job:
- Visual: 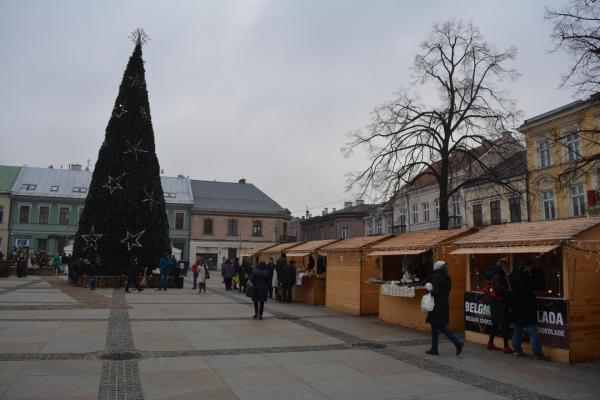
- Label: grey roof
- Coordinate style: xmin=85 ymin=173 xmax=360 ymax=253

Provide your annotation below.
xmin=190 ymin=179 xmax=286 ymax=215
xmin=522 ymin=99 xmax=585 ymax=127
xmin=160 ymin=176 xmax=194 ymax=205
xmin=10 ymin=166 xmax=192 ymax=205
xmin=301 ymin=204 xmax=378 ymax=225
xmin=11 ymin=166 xmax=92 ymax=199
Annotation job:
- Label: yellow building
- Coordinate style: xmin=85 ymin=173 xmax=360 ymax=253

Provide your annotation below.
xmin=0 ymin=165 xmax=22 ymax=256
xmin=520 ymin=94 xmax=600 ymax=221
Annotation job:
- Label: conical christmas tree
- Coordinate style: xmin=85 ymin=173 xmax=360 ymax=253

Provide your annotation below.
xmin=74 ymin=29 xmax=170 ymax=275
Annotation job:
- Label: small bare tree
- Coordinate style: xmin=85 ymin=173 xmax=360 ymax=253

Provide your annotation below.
xmin=547 ymin=0 xmax=600 ymax=96
xmin=343 ymin=20 xmax=521 ymax=230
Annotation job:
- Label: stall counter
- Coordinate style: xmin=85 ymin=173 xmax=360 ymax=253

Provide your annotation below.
xmin=378 ymin=286 xmax=433 ymax=332
xmin=292 ymin=274 xmax=326 ymax=305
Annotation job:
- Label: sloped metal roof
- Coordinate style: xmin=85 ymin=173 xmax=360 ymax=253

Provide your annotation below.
xmin=10 ymin=166 xmax=193 ymax=205
xmin=190 ymin=179 xmax=286 ymax=215
xmin=0 ymin=165 xmax=21 ymax=193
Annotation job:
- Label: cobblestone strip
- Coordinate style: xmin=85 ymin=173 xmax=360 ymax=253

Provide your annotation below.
xmin=0 ymin=279 xmax=39 ymax=294
xmin=150 ymin=343 xmax=349 ymax=359
xmin=376 ymin=347 xmax=560 ymax=400
xmin=0 ymin=352 xmax=93 ymax=361
xmin=97 ymin=290 xmax=144 ymax=400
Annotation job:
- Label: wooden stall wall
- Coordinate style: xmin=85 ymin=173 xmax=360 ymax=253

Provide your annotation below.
xmin=565 ymin=225 xmax=600 ymax=363
xmin=360 ymin=251 xmax=382 ymax=315
xmin=326 ymin=251 xmax=362 ymax=315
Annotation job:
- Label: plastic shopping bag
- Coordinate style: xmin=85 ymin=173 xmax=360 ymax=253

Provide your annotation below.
xmin=420 ymin=292 xmax=435 ymax=312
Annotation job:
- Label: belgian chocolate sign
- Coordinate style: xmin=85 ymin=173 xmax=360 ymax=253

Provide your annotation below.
xmin=464 ymin=292 xmax=569 ymax=349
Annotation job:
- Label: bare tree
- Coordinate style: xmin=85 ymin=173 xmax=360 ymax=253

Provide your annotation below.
xmin=343 ymin=20 xmax=520 ymax=230
xmin=547 ymin=0 xmax=600 ymax=96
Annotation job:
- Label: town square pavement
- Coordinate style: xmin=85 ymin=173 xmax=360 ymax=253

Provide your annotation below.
xmin=0 ymin=275 xmax=598 ymax=400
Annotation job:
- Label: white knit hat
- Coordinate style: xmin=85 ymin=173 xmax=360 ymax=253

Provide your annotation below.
xmin=433 ymin=260 xmax=447 ymax=271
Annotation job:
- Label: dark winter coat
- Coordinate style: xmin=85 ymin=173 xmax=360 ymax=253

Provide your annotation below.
xmin=426 ymin=269 xmax=451 ymax=326
xmin=127 ymin=257 xmax=139 ymax=279
xmin=510 ymin=267 xmax=538 ymax=326
xmin=282 ymin=263 xmax=297 ymax=287
xmin=275 ymin=263 xmax=284 ymax=287
xmin=222 ymin=261 xmax=235 ymax=279
xmin=251 ymin=265 xmax=270 ymax=302
xmin=488 ymin=265 xmax=510 ymax=323
xmin=266 ymin=262 xmax=275 ymax=284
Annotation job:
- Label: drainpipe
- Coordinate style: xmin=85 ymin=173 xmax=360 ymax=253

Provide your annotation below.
xmin=525 ymin=170 xmax=531 ymax=222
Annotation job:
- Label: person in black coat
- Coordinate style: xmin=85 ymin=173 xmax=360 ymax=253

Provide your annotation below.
xmin=425 ymin=260 xmax=463 ymax=356
xmin=510 ymin=259 xmax=548 ymax=360
xmin=486 ymin=259 xmax=511 ymax=353
xmin=125 ymin=255 xmax=143 ymax=293
xmin=281 ymin=260 xmax=297 ymax=303
xmin=251 ymin=262 xmax=270 ymax=320
xmin=267 ymin=257 xmax=276 ymax=299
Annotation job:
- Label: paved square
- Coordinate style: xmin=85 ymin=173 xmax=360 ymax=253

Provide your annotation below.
xmin=0 ymin=275 xmax=598 ymax=399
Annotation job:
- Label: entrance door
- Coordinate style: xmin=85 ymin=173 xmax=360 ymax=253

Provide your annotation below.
xmin=228 ymin=248 xmax=237 ymax=261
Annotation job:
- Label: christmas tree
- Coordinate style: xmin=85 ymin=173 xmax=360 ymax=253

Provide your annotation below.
xmin=74 ymin=29 xmax=170 ymax=275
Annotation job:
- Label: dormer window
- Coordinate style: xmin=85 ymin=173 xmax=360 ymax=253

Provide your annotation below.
xmin=72 ymin=187 xmax=88 ymax=193
xmin=20 ymin=184 xmax=37 ymax=190
xmin=50 ymin=186 xmax=59 ymax=192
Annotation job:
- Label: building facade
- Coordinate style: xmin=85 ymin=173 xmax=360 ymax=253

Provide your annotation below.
xmin=462 ymin=151 xmax=528 ymax=227
xmin=189 ymin=179 xmax=290 ymax=269
xmin=520 ymin=95 xmax=600 ymax=221
xmin=300 ymin=201 xmax=377 ymax=241
xmin=9 ymin=166 xmax=194 ymax=259
xmin=0 ymin=166 xmax=21 ymax=256
xmin=364 ymin=203 xmax=395 ymax=236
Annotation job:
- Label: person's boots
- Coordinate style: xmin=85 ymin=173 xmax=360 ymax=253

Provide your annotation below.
xmin=486 ymin=342 xmax=501 ymax=351
xmin=502 ymin=345 xmax=513 ymax=354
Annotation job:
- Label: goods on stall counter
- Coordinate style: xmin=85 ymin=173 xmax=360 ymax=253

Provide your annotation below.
xmin=380 ymin=282 xmax=416 ymax=297
xmin=296 ymin=272 xmax=305 ymax=286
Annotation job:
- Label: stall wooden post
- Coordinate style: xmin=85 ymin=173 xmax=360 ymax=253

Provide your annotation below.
xmin=322 ymin=236 xmax=393 ymax=315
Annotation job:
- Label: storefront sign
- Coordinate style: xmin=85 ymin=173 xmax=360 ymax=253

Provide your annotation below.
xmin=464 ymin=292 xmax=569 ymax=349
xmin=15 ymin=239 xmax=29 ymax=248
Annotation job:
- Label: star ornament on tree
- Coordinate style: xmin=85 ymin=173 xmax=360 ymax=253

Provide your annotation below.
xmin=121 ymin=230 xmax=145 ymax=251
xmin=123 ymin=139 xmax=148 ymax=161
xmin=81 ymin=226 xmax=104 ymax=251
xmin=129 ymin=28 xmax=150 ymax=46
xmin=103 ymin=173 xmax=126 ymax=194
xmin=142 ymin=189 xmax=159 ymax=211
xmin=113 ymin=104 xmax=128 ymax=118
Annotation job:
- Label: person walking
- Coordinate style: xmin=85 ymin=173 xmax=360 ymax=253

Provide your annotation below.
xmin=87 ymin=256 xmax=98 ymax=290
xmin=53 ymin=254 xmax=62 ymax=275
xmin=158 ymin=253 xmax=170 ymax=291
xmin=233 ymin=258 xmax=241 ymax=290
xmin=239 ymin=260 xmax=250 ymax=293
xmin=281 ymin=259 xmax=297 ymax=303
xmin=510 ymin=259 xmax=550 ymax=361
xmin=222 ymin=259 xmax=235 ymax=290
xmin=61 ymin=253 xmax=69 ymax=274
xmin=485 ymin=258 xmax=512 ymax=353
xmin=197 ymin=258 xmax=209 ymax=293
xmin=425 ymin=260 xmax=463 ymax=356
xmin=125 ymin=255 xmax=143 ymax=293
xmin=266 ymin=257 xmax=276 ymax=299
xmin=275 ymin=257 xmax=284 ymax=301
xmin=251 ymin=262 xmax=270 ymax=320
xmin=191 ymin=258 xmax=200 ymax=289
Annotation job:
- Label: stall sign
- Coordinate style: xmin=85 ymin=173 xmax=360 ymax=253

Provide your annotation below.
xmin=464 ymin=292 xmax=569 ymax=349
xmin=15 ymin=239 xmax=29 ymax=248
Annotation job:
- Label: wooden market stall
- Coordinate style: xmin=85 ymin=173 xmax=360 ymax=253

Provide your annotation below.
xmin=373 ymin=228 xmax=476 ymax=332
xmin=286 ymin=239 xmax=340 ymax=305
xmin=322 ymin=235 xmax=393 ymax=315
xmin=256 ymin=242 xmax=303 ymax=264
xmin=242 ymin=243 xmax=279 ymax=265
xmin=451 ymin=218 xmax=600 ymax=363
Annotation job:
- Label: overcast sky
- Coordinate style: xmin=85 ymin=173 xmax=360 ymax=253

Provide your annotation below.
xmin=0 ymin=0 xmax=576 ymax=216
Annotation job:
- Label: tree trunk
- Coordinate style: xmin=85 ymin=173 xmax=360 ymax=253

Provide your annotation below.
xmin=438 ymin=159 xmax=450 ymax=231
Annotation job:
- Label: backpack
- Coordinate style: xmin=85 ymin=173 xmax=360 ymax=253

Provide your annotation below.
xmin=483 ymin=280 xmax=503 ymax=301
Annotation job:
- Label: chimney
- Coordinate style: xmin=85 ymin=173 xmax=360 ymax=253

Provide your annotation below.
xmin=344 ymin=201 xmax=352 ymax=208
xmin=69 ymin=163 xmax=82 ymax=171
xmin=355 ymin=199 xmax=364 ymax=206
xmin=332 ymin=208 xmax=336 ymax=212
xmin=238 ymin=178 xmax=246 ymax=184
xmin=323 ymin=207 xmax=328 ymax=215
xmin=306 ymin=207 xmax=309 ymax=218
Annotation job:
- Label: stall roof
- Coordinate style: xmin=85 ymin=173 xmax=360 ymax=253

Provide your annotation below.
xmin=454 ymin=218 xmax=600 ymax=245
xmin=286 ymin=252 xmax=311 ymax=258
xmin=369 ymin=249 xmax=427 ymax=256
xmin=451 ymin=245 xmax=560 ymax=255
xmin=259 ymin=242 xmax=303 ymax=254
xmin=286 ymin=239 xmax=339 ymax=253
xmin=242 ymin=243 xmax=278 ymax=257
xmin=372 ymin=228 xmax=474 ymax=251
xmin=321 ymin=235 xmax=394 ymax=251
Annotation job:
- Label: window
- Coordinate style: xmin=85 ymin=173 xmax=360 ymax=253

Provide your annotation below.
xmin=412 ymin=204 xmax=418 ymax=224
xmin=37 ymin=238 xmax=47 ymax=252
xmin=434 ymin=200 xmax=439 ymax=220
xmin=542 ymin=190 xmax=556 ymax=220
xmin=38 ymin=205 xmax=50 ymax=224
xmin=174 ymin=211 xmax=185 ymax=230
xmin=18 ymin=205 xmax=30 ymax=224
xmin=0 ymin=205 xmax=3 ymax=224
xmin=566 ymin=133 xmax=581 ymax=162
xmin=203 ymin=218 xmax=213 ymax=234
xmin=451 ymin=196 xmax=461 ymax=216
xmin=373 ymin=218 xmax=381 ymax=234
xmin=367 ymin=220 xmax=374 ymax=236
xmin=20 ymin=184 xmax=37 ymax=191
xmin=72 ymin=187 xmax=87 ymax=193
xmin=58 ymin=206 xmax=70 ymax=225
xmin=78 ymin=207 xmax=83 ymax=222
xmin=399 ymin=214 xmax=406 ymax=232
xmin=341 ymin=226 xmax=349 ymax=239
xmin=252 ymin=220 xmax=263 ymax=236
xmin=227 ymin=219 xmax=238 ymax=236
xmin=50 ymin=185 xmax=59 ymax=192
xmin=509 ymin=196 xmax=522 ymax=222
xmin=538 ymin=139 xmax=552 ymax=168
xmin=386 ymin=217 xmax=392 ymax=233
xmin=571 ymin=184 xmax=586 ymax=217
xmin=423 ymin=202 xmax=430 ymax=222
xmin=490 ymin=199 xmax=501 ymax=225
xmin=472 ymin=203 xmax=483 ymax=227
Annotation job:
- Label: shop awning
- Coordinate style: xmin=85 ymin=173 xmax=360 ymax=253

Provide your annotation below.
xmin=450 ymin=245 xmax=560 ymax=255
xmin=368 ymin=249 xmax=427 ymax=256
xmin=286 ymin=252 xmax=311 ymax=257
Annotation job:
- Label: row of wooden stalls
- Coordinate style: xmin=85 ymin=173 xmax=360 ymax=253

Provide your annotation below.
xmin=253 ymin=218 xmax=600 ymax=363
